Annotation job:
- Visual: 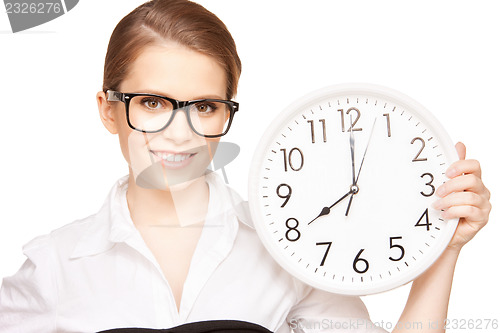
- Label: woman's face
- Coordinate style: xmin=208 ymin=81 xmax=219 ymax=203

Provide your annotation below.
xmin=103 ymin=44 xmax=227 ymax=190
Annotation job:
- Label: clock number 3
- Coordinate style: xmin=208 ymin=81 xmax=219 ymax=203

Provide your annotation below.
xmin=420 ymin=173 xmax=435 ymax=197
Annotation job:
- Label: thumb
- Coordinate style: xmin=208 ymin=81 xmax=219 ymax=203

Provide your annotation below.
xmin=455 ymin=141 xmax=466 ymax=160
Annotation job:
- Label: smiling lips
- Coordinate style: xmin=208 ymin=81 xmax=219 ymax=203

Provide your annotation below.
xmin=150 ymin=150 xmax=197 ymax=169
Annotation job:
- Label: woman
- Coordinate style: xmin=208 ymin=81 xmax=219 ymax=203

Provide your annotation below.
xmin=0 ymin=0 xmax=491 ymax=332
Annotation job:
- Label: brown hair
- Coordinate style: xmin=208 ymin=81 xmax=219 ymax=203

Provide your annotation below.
xmin=102 ymin=0 xmax=242 ymax=99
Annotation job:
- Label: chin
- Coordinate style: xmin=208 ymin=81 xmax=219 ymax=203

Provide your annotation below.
xmin=133 ymin=151 xmax=211 ymax=191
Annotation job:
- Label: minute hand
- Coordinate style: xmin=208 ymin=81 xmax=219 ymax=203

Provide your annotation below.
xmin=345 ymin=118 xmax=377 ymax=216
xmin=349 ymin=115 xmax=356 ymax=186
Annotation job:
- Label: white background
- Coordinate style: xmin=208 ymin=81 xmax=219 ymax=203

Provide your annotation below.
xmin=0 ymin=0 xmax=498 ymax=330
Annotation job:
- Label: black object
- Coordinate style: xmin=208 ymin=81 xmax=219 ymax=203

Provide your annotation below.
xmin=97 ymin=319 xmax=273 ymax=333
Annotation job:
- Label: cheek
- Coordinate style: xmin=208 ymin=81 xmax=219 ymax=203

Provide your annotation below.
xmin=115 ymin=109 xmax=153 ymax=169
xmin=125 ymin=131 xmax=154 ymax=173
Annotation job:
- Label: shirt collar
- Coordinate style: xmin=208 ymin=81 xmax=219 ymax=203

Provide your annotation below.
xmin=70 ymin=172 xmax=253 ymax=260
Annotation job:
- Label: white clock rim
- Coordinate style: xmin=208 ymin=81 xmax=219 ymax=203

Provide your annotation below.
xmin=248 ymin=83 xmax=459 ymax=296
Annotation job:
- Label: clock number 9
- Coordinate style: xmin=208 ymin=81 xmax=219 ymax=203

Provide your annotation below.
xmin=353 ymin=249 xmax=369 ymax=274
xmin=276 ymin=184 xmax=292 ymax=207
xmin=285 ymin=218 xmax=301 ymax=242
xmin=280 ymin=148 xmax=304 ymax=172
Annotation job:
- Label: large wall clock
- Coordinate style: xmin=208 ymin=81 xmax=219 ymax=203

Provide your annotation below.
xmin=248 ymin=83 xmax=459 ymax=295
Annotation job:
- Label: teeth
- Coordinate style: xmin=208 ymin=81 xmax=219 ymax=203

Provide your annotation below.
xmin=154 ymin=152 xmax=191 ymax=162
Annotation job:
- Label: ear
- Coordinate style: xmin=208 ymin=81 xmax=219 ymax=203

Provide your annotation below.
xmin=96 ymin=91 xmax=118 ymax=134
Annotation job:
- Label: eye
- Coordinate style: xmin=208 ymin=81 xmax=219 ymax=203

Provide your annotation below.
xmin=194 ymin=102 xmax=216 ymax=114
xmin=141 ymin=97 xmax=164 ymax=110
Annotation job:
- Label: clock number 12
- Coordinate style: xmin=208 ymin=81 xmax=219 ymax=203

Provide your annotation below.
xmin=338 ymin=107 xmax=362 ymax=132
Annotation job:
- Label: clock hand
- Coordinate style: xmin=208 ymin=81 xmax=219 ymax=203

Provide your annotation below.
xmin=349 ymin=114 xmax=356 ymax=186
xmin=355 ymin=117 xmax=377 ymax=185
xmin=345 ymin=115 xmax=358 ymax=216
xmin=308 ymin=189 xmax=354 ymax=225
xmin=345 ymin=193 xmax=355 ymax=217
xmin=345 ymin=117 xmax=377 ymax=216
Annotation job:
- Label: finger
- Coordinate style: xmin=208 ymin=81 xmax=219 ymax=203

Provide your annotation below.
xmin=446 ymin=159 xmax=482 ymax=178
xmin=436 ymin=174 xmax=486 ymax=198
xmin=441 ymin=205 xmax=487 ymax=224
xmin=432 ymin=191 xmax=486 ymax=211
xmin=455 ymin=142 xmax=466 ymax=160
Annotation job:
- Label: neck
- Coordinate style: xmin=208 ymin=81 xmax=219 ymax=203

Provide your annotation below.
xmin=126 ymin=170 xmax=210 ymax=228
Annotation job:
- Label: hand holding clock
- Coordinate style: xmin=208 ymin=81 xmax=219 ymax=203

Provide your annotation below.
xmin=431 ymin=142 xmax=491 ymax=251
xmin=395 ymin=142 xmax=491 ymax=332
xmin=250 ymin=84 xmax=493 ymax=332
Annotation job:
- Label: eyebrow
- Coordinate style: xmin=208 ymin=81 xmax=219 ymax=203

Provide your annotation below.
xmin=131 ymin=89 xmax=225 ymax=101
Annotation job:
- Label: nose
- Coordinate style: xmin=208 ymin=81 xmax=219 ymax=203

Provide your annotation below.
xmin=162 ymin=108 xmax=194 ymax=143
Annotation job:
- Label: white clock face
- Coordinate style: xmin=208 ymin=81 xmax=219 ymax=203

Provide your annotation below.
xmin=249 ymin=84 xmax=459 ymax=295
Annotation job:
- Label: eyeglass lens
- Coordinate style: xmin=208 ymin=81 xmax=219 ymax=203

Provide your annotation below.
xmin=129 ymin=95 xmax=231 ymax=136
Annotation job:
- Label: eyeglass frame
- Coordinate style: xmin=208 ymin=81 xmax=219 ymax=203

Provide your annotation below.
xmin=106 ymin=90 xmax=239 ymax=138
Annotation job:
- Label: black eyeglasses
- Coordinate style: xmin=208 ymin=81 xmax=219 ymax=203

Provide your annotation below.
xmin=106 ymin=90 xmax=239 ymax=138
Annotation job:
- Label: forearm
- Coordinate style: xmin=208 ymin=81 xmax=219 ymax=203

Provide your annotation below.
xmin=392 ymin=247 xmax=460 ymax=333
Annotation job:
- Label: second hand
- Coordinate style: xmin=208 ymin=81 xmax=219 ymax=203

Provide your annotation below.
xmin=345 ymin=117 xmax=377 ymax=216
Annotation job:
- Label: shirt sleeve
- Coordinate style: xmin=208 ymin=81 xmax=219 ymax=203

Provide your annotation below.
xmin=0 ymin=234 xmax=57 ymax=333
xmin=286 ymin=280 xmax=388 ymax=333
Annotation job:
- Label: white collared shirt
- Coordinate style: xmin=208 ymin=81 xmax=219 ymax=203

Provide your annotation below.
xmin=0 ymin=173 xmax=386 ymax=333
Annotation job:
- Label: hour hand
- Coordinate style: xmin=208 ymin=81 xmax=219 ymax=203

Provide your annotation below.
xmin=308 ymin=189 xmax=353 ymax=225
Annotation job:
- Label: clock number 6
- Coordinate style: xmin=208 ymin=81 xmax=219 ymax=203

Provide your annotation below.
xmin=353 ymin=249 xmax=369 ymax=274
xmin=285 ymin=218 xmax=301 ymax=242
xmin=280 ymin=148 xmax=304 ymax=172
xmin=389 ymin=236 xmax=405 ymax=261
